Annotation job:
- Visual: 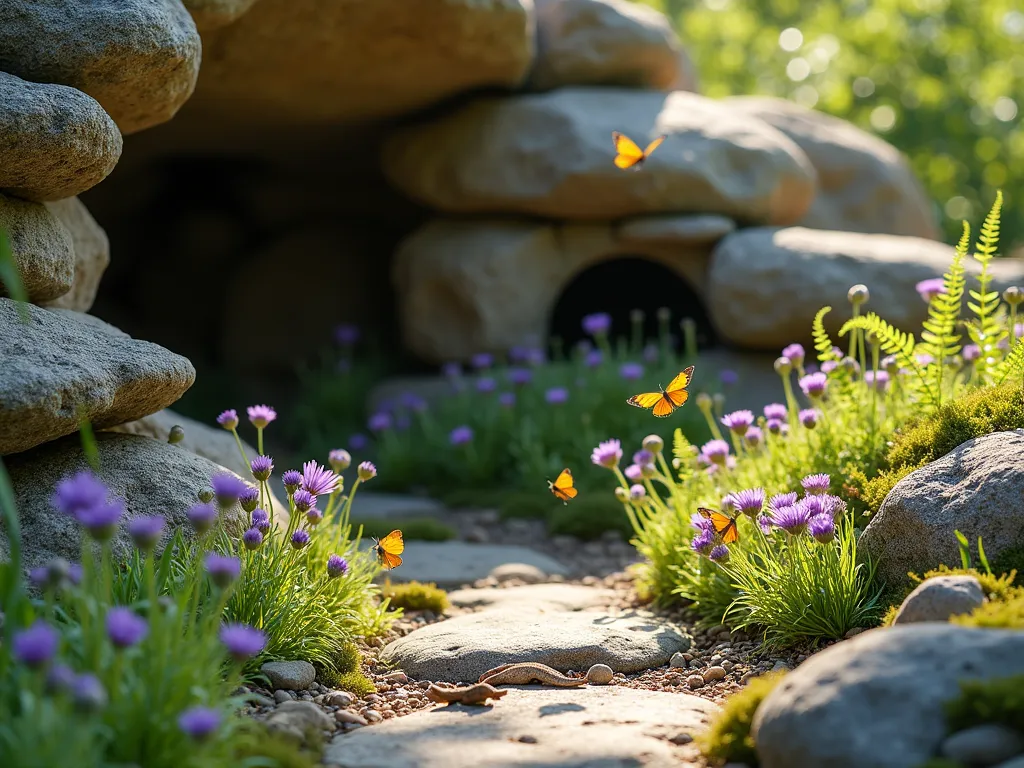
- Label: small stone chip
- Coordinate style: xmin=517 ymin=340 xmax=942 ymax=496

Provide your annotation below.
xmin=669 ymin=652 xmax=688 ymax=669
xmin=587 ymin=664 xmax=614 ymax=685
xmin=686 ymin=674 xmax=705 ymax=690
xmin=518 ymin=735 xmax=539 ymax=744
xmin=702 ymin=666 xmax=727 ymax=682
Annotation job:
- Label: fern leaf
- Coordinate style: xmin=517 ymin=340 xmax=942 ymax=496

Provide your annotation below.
xmin=812 ymin=306 xmax=836 ymax=363
xmin=840 ymin=313 xmax=937 ymax=406
xmin=918 ymin=222 xmax=967 ymax=404
xmin=992 ymin=338 xmax=1024 ymax=387
xmin=969 ymin=192 xmax=1005 ymax=383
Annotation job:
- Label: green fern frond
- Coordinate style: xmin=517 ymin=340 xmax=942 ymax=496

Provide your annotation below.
xmin=840 ymin=313 xmax=935 ymax=405
xmin=920 ymin=222 xmax=968 ymax=403
xmin=966 ymin=193 xmax=1005 ymax=383
xmin=992 ymin=338 xmax=1024 ymax=387
xmin=812 ymin=306 xmax=836 ymax=363
xmin=673 ymin=428 xmax=696 ymax=482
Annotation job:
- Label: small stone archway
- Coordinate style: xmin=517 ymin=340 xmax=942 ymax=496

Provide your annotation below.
xmin=547 ymin=256 xmax=717 ymax=354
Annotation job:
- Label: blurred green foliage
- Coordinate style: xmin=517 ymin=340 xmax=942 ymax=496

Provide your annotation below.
xmin=636 ymin=0 xmax=1024 ymax=249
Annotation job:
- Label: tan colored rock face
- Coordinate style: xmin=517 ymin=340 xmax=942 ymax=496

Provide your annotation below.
xmin=393 ymin=217 xmax=712 ymax=363
xmin=182 ymin=0 xmax=260 ymax=30
xmin=0 ymin=302 xmax=195 ymax=455
xmin=0 ymin=73 xmax=122 ymax=202
xmin=725 ymin=96 xmax=940 ymax=239
xmin=190 ymin=0 xmax=534 ymax=123
xmin=382 ymin=88 xmax=816 ymax=223
xmin=705 ymin=226 xmax=1024 ymax=351
xmin=0 ymin=193 xmax=74 ymax=303
xmin=0 ymin=0 xmax=201 ymax=134
xmin=531 ymin=0 xmax=697 ymax=92
xmin=38 ymin=198 xmax=110 ymax=313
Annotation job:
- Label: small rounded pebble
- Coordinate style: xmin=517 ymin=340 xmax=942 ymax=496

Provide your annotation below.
xmin=365 ymin=710 xmax=383 ymax=723
xmin=721 ymin=661 xmax=734 ymax=673
xmin=669 ymin=732 xmax=694 ymax=745
xmin=587 ymin=664 xmax=614 ymax=685
xmin=669 ymin=652 xmax=687 ymax=669
xmin=703 ymin=666 xmax=727 ymax=682
xmin=384 ymin=671 xmax=409 ymax=684
xmin=273 ymin=690 xmax=292 ymax=704
xmin=336 ymin=710 xmax=368 ymax=726
xmin=686 ymin=674 xmax=705 ymax=690
xmin=519 ymin=735 xmax=538 ymax=744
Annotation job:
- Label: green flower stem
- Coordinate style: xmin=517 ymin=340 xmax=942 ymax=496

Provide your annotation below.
xmin=780 ymin=373 xmax=799 ymax=429
xmin=256 ymin=427 xmax=264 ymax=458
xmin=230 ymin=427 xmax=249 ymax=470
xmin=339 ymin=478 xmax=364 ymax=530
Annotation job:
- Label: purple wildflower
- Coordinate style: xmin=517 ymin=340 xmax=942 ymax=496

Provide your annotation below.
xmin=582 ymin=312 xmax=612 ymax=336
xmin=450 ymin=426 xmax=474 ymax=446
xmin=216 ymin=409 xmax=238 ymax=430
xmin=106 ymin=607 xmax=148 ymax=649
xmin=128 ymin=515 xmax=165 ymax=551
xmin=291 ymin=530 xmax=311 ymax=550
xmin=720 ymin=369 xmax=739 ymax=387
xmin=744 ymin=426 xmax=763 ymax=448
xmin=629 ymin=484 xmax=646 ymax=501
xmin=334 ymin=323 xmax=360 ymax=346
xmin=769 ymin=504 xmax=811 ymax=535
xmin=242 ymin=527 xmax=264 ymax=550
xmin=326 ymin=451 xmax=352 ymax=475
xmin=282 ymin=470 xmax=302 ymax=494
xmin=721 ymin=410 xmax=755 ymax=434
xmin=801 ymin=473 xmax=830 ymax=495
xmin=302 ymin=460 xmax=341 ymax=496
xmin=962 ymin=344 xmax=981 ymax=362
xmin=179 ymin=706 xmax=221 ymax=741
xmin=728 ymin=488 xmax=765 ymax=517
xmin=52 ymin=470 xmax=108 ymax=521
xmin=633 ymin=450 xmax=654 ymax=467
xmin=591 ymin=439 xmax=623 ymax=469
xmin=293 ymin=489 xmax=316 ymax=512
xmin=700 ymin=439 xmax=731 ymax=466
xmin=349 ymin=433 xmax=369 ymax=451
xmin=250 ymin=455 xmax=274 ymax=482
xmin=187 ymin=502 xmax=217 ymax=534
xmin=691 ymin=530 xmax=715 ymax=555
xmin=251 ymin=508 xmax=270 ymax=533
xmin=864 ymin=370 xmax=890 ymax=392
xmin=72 ymin=674 xmax=107 ymax=712
xmin=763 ymin=403 xmax=787 ymax=421
xmin=499 ymin=392 xmax=516 ymax=408
xmin=584 ymin=350 xmax=603 ymax=368
xmin=246 ymin=405 xmax=277 ymax=429
xmin=211 ymin=474 xmax=248 ymax=507
xmin=306 ymin=507 xmax=324 ymax=526
xmin=545 ymin=387 xmax=569 ymax=404
xmin=799 ymin=372 xmax=828 ymax=398
xmin=399 ymin=392 xmax=427 ymax=413
xmin=239 ymin=486 xmax=260 ymax=513
xmin=708 ymin=545 xmax=730 ymax=563
xmin=619 ymin=363 xmax=644 ymax=381
xmin=471 ymin=353 xmax=494 ymax=370
xmin=821 ymin=360 xmax=839 ymax=375
xmin=327 ymin=554 xmax=349 ymax=578
xmin=768 ymin=492 xmax=798 ymax=514
xmin=12 ymin=621 xmax=59 ymax=667
xmin=46 ymin=664 xmax=76 ymax=694
xmin=78 ymin=499 xmax=124 ymax=542
xmin=219 ymin=623 xmax=266 ymax=662
xmin=508 ymin=367 xmax=532 ymax=386
xmin=474 ymin=376 xmax=495 ymax=394
xmin=799 ymin=408 xmax=819 ymax=429
xmin=916 ymin=278 xmax=946 ymax=302
xmin=916 ymin=353 xmax=935 ymax=367
xmin=204 ymin=553 xmax=241 ymax=589
xmin=800 ymin=494 xmax=841 ymax=521
xmin=624 ymin=464 xmax=643 ymax=482
xmin=809 ymin=514 xmax=836 ymax=544
xmin=766 ymin=418 xmax=786 ymax=436
xmin=757 ymin=514 xmax=773 ymax=535
xmin=782 ymin=344 xmax=806 ymax=366
xmin=368 ymin=412 xmax=392 ymax=432
xmin=358 ymin=461 xmax=377 ymax=481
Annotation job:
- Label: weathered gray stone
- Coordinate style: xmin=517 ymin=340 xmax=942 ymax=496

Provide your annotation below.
xmin=615 ymin=213 xmax=737 ymax=247
xmin=725 ymin=96 xmax=939 ymax=239
xmin=0 ymin=194 xmax=74 ymax=303
xmin=383 ymin=88 xmax=816 ymax=223
xmin=0 ymin=300 xmax=195 ymax=455
xmin=753 ymin=624 xmax=1024 ymax=768
xmin=892 ymin=575 xmax=986 ymax=625
xmin=2 ymin=433 xmax=251 ymax=577
xmin=38 ymin=198 xmax=110 ymax=312
xmin=368 ymin=541 xmax=567 ymax=588
xmin=0 ymin=0 xmax=201 ymax=134
xmin=380 ymin=607 xmax=691 ymax=682
xmin=488 ymin=562 xmax=547 ymax=584
xmin=262 ymin=660 xmax=316 ymax=691
xmin=940 ymin=724 xmax=1024 ymax=765
xmin=706 ymin=227 xmax=1024 ymax=351
xmin=0 ymin=73 xmax=121 ymax=202
xmin=531 ymin=0 xmax=696 ymax=92
xmin=349 ymin=492 xmax=447 ymax=520
xmin=323 ymin=685 xmax=717 ymax=767
xmin=182 ymin=0 xmax=260 ymax=30
xmin=447 ymin=584 xmax=616 ymax=612
xmin=861 ymin=431 xmax=1024 ymax=586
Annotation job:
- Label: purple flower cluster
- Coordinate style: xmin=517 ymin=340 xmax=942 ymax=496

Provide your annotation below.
xmin=205 ymin=553 xmax=241 ymax=588
xmin=211 ymin=474 xmax=248 ymax=508
xmin=760 ymin=477 xmax=844 ymax=542
xmin=591 ymin=439 xmax=622 ymax=469
xmin=358 ymin=461 xmax=377 ymax=481
xmin=179 ymin=706 xmax=221 ymax=741
xmin=699 ymin=439 xmax=731 ymax=467
xmin=327 ymin=554 xmax=349 ymax=578
xmin=782 ymin=343 xmax=805 ymax=367
xmin=128 ymin=515 xmax=165 ymax=551
xmin=726 ymin=488 xmax=765 ymax=518
xmin=52 ymin=471 xmax=125 ymax=541
xmin=450 ymin=426 xmax=474 ymax=446
xmin=619 ymin=363 xmax=644 ymax=381
xmin=799 ymin=372 xmax=828 ymax=398
xmin=916 ymin=278 xmax=946 ymax=302
xmin=107 ymin=607 xmax=148 ymax=649
xmin=545 ymin=387 xmax=569 ymax=405
xmin=721 ymin=410 xmax=754 ymax=434
xmin=216 ymin=409 xmax=239 ymax=430
xmin=302 ymin=460 xmax=340 ymax=496
xmin=220 ymin=623 xmax=266 ymax=662
xmin=247 ymin=405 xmax=277 ymax=429
xmin=582 ymin=312 xmax=612 ymax=336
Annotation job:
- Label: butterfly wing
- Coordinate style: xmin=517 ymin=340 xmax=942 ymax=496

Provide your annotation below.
xmin=626 ymin=392 xmax=664 ymax=410
xmin=612 ymin=132 xmax=645 ymax=169
xmin=663 ymin=366 xmax=695 ymax=407
xmin=378 ymin=529 xmax=405 ymax=555
xmin=378 ymin=550 xmax=404 ymax=570
xmin=650 ymin=395 xmax=677 ymax=417
xmin=642 ymin=135 xmax=666 ymax=157
xmin=549 ymin=469 xmax=578 ymax=503
xmin=708 ymin=511 xmax=740 ymax=544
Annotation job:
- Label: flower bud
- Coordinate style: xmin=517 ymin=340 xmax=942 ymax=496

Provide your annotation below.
xmin=614 ymin=487 xmax=629 ymax=502
xmin=642 ymin=434 xmax=664 ymax=453
xmin=848 ymin=284 xmax=869 ymax=306
xmin=168 ymin=425 xmax=185 ymax=444
xmin=695 ymin=392 xmax=713 ymax=412
xmin=1004 ymin=286 xmax=1024 ymax=306
xmin=774 ymin=356 xmax=792 ymax=375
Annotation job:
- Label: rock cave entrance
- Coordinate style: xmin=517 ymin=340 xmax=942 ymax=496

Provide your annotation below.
xmin=548 ymin=257 xmax=717 ymax=355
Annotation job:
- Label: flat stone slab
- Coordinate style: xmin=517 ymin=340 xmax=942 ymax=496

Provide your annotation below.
xmin=380 ymin=608 xmax=691 ymax=682
xmin=324 ymin=685 xmax=717 ymax=767
xmin=350 ymin=492 xmax=448 ymax=520
xmin=447 ymin=584 xmax=616 ymax=613
xmin=365 ymin=541 xmax=568 ymax=588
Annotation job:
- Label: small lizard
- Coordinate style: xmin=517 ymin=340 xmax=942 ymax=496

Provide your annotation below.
xmin=478 ymin=662 xmax=588 ymax=688
xmin=426 ymin=682 xmax=508 ymax=705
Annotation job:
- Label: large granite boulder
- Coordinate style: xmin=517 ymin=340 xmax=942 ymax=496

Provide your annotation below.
xmin=0 ymin=194 xmax=74 ymax=303
xmin=531 ymin=0 xmax=697 ymax=92
xmin=0 ymin=0 xmax=201 ymax=134
xmin=188 ymin=0 xmax=534 ymax=124
xmin=0 ymin=302 xmax=195 ymax=455
xmin=182 ymin=0 xmax=260 ymax=30
xmin=2 ymin=433 xmax=252 ymax=577
xmin=725 ymin=96 xmax=939 ymax=239
xmin=753 ymin=625 xmax=1024 ymax=768
xmin=861 ymin=430 xmax=1024 ymax=587
xmin=382 ymin=88 xmax=816 ymax=223
xmin=38 ymin=198 xmax=110 ymax=313
xmin=0 ymin=72 xmax=121 ymax=202
xmin=706 ymin=227 xmax=1024 ymax=350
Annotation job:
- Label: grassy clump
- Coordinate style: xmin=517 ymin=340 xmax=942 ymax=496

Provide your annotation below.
xmin=698 ymin=672 xmax=787 ymax=765
xmin=354 ymin=516 xmax=456 ymax=542
xmin=381 ymin=579 xmax=449 ymax=613
xmin=335 ymin=671 xmax=376 ymax=697
xmin=316 ymin=640 xmax=376 ymax=696
xmin=945 ymin=674 xmax=1024 ymax=732
xmin=233 ymin=721 xmax=322 ymax=768
xmin=952 ymin=587 xmax=1024 ymax=629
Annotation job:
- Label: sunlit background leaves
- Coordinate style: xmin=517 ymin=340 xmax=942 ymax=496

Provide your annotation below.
xmin=635 ymin=0 xmax=1024 ymax=251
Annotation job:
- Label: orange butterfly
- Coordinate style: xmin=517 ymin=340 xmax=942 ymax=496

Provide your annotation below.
xmin=612 ymin=131 xmax=666 ymax=171
xmin=372 ymin=529 xmax=404 ymax=570
xmin=547 ymin=468 xmax=578 ymax=505
xmin=626 ymin=366 xmax=694 ymax=418
xmin=698 ymin=507 xmax=740 ymax=545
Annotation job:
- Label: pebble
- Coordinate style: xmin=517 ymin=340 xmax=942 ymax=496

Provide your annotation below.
xmin=702 ymin=666 xmax=727 ymax=683
xmin=518 ymin=735 xmax=539 ymax=744
xmin=669 ymin=732 xmax=694 ymax=745
xmin=261 ymin=660 xmax=316 ymax=691
xmin=335 ymin=710 xmax=368 ymax=727
xmin=274 ymin=690 xmax=293 ymax=704
xmin=686 ymin=674 xmax=705 ymax=690
xmin=940 ymin=724 xmax=1024 ymax=765
xmin=587 ymin=664 xmax=614 ymax=685
xmin=365 ymin=710 xmax=383 ymax=723
xmin=384 ymin=671 xmax=409 ymax=684
xmin=324 ymin=691 xmax=355 ymax=708
xmin=669 ymin=652 xmax=688 ymax=669
xmin=771 ymin=661 xmax=792 ymax=673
